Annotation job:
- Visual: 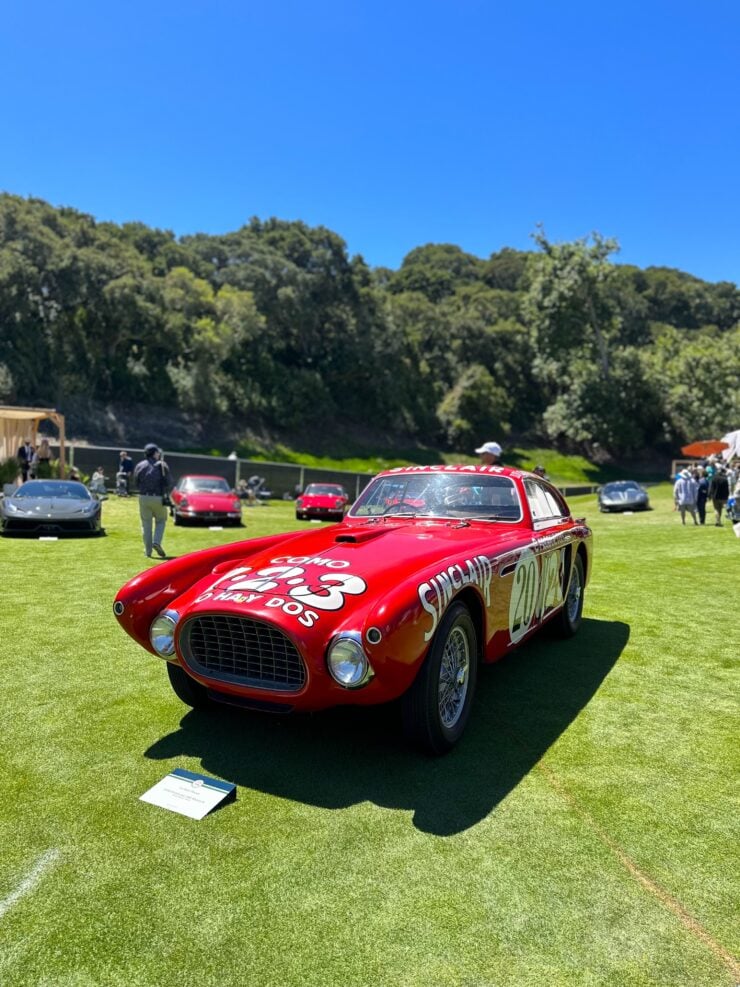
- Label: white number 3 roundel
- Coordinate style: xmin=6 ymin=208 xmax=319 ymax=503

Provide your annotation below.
xmin=289 ymin=573 xmax=367 ymax=611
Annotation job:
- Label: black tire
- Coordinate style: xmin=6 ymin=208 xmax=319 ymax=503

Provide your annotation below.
xmin=553 ymin=553 xmax=585 ymax=638
xmin=402 ymin=601 xmax=478 ymax=755
xmin=166 ymin=663 xmax=211 ymax=710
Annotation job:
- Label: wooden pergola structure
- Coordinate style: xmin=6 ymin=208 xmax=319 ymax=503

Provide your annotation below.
xmin=0 ymin=405 xmax=67 ymax=478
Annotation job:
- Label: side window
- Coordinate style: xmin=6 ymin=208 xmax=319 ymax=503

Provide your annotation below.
xmin=542 ymin=486 xmax=569 ymax=518
xmin=524 ymin=479 xmax=551 ymax=520
xmin=525 ymin=480 xmax=569 ymax=522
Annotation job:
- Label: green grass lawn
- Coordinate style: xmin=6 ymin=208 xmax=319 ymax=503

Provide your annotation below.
xmin=0 ymin=489 xmax=737 ymax=986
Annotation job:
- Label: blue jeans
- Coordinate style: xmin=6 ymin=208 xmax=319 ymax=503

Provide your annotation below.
xmin=139 ymin=495 xmax=168 ymax=555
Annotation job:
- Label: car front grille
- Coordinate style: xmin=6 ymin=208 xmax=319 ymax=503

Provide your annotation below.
xmin=180 ymin=615 xmax=306 ymax=692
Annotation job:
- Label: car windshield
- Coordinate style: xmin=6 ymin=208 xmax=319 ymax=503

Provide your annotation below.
xmin=182 ymin=478 xmax=231 ymax=493
xmin=304 ymin=484 xmax=346 ymax=496
xmin=603 ymin=481 xmax=641 ymax=492
xmin=15 ymin=481 xmax=91 ymax=500
xmin=349 ymin=473 xmax=522 ymax=521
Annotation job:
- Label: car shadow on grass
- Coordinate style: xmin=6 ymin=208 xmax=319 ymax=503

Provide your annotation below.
xmin=145 ymin=617 xmax=629 ymax=835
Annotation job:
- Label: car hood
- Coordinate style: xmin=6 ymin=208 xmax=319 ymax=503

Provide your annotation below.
xmin=601 ymin=489 xmax=646 ymax=502
xmin=175 ymin=518 xmax=530 ymax=622
xmin=4 ymin=497 xmax=97 ymax=516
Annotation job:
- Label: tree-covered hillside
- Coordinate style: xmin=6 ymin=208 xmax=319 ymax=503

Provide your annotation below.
xmin=0 ymin=194 xmax=737 ymax=455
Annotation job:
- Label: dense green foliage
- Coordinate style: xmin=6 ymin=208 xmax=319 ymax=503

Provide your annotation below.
xmin=0 ymin=194 xmax=737 ymax=455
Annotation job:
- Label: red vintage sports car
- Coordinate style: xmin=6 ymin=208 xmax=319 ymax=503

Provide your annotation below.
xmin=114 ymin=466 xmax=592 ymax=753
xmin=295 ymin=482 xmax=350 ymax=522
xmin=170 ymin=475 xmax=242 ymax=526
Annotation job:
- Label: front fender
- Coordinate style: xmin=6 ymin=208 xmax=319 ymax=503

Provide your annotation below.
xmin=113 ymin=531 xmax=306 ymax=653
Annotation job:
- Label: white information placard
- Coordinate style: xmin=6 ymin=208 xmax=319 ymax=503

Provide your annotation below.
xmin=140 ymin=768 xmax=236 ymax=820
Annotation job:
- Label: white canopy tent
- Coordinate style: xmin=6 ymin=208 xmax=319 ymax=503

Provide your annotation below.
xmin=0 ymin=406 xmax=67 ymax=477
xmin=721 ymin=430 xmax=740 ymax=461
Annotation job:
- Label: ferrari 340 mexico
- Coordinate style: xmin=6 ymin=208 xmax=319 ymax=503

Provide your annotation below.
xmin=114 ymin=466 xmax=592 ymax=754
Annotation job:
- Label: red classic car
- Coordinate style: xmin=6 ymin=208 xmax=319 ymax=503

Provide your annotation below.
xmin=114 ymin=466 xmax=592 ymax=753
xmin=171 ymin=475 xmax=242 ymax=526
xmin=295 ymin=483 xmax=350 ymax=522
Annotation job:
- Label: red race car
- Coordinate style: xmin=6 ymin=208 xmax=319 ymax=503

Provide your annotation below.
xmin=295 ymin=482 xmax=350 ymax=522
xmin=170 ymin=475 xmax=242 ymax=526
xmin=114 ymin=466 xmax=592 ymax=753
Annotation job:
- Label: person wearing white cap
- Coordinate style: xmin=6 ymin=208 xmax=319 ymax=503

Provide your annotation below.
xmin=474 ymin=441 xmax=503 ymax=466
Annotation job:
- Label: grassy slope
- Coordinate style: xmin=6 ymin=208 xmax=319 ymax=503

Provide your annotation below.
xmin=0 ymin=489 xmax=736 ymax=986
xmin=199 ymin=441 xmax=669 ymax=484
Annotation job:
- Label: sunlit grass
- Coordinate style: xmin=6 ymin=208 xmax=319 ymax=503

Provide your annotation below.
xmin=0 ymin=487 xmax=736 ymax=986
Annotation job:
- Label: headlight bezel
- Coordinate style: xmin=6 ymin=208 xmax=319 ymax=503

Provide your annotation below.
xmin=326 ymin=632 xmax=374 ymax=689
xmin=149 ymin=609 xmax=181 ymax=659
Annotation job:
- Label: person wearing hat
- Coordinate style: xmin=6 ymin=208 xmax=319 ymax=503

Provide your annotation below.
xmin=133 ymin=443 xmax=172 ymax=558
xmin=673 ymin=468 xmax=699 ymax=526
xmin=475 ymin=441 xmax=503 ymax=466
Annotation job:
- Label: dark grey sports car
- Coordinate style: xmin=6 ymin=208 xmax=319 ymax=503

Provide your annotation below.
xmin=597 ymin=480 xmax=650 ymax=513
xmin=1 ymin=480 xmax=104 ymax=535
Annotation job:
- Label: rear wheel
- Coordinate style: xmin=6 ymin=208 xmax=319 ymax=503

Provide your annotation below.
xmin=166 ymin=663 xmax=211 ymax=710
xmin=402 ymin=602 xmax=478 ymax=755
xmin=553 ymin=554 xmax=585 ymax=637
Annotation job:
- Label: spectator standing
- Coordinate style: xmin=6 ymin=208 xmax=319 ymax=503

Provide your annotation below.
xmin=118 ymin=451 xmax=134 ymax=493
xmin=707 ymin=468 xmax=730 ymax=527
xmin=133 ymin=443 xmax=172 ymax=558
xmin=37 ymin=438 xmax=52 ymax=478
xmin=695 ymin=468 xmax=709 ymax=525
xmin=17 ymin=439 xmax=34 ymax=482
xmin=28 ymin=446 xmax=40 ymax=479
xmin=673 ymin=469 xmax=699 ymax=526
xmin=475 ymin=441 xmax=503 ymax=466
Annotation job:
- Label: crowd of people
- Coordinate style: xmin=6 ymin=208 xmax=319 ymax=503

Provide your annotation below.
xmin=16 ymin=438 xmax=53 ymax=480
xmin=673 ymin=456 xmax=739 ymax=526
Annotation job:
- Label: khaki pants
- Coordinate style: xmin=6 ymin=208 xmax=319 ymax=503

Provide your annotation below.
xmin=139 ymin=495 xmax=168 ymax=555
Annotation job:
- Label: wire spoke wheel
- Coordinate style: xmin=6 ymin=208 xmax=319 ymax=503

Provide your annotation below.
xmin=438 ymin=625 xmax=470 ymax=729
xmin=566 ymin=563 xmax=582 ymax=624
xmin=402 ymin=601 xmax=478 ymax=755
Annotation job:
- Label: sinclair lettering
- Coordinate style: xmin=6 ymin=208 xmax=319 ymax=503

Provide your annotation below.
xmin=418 ymin=554 xmax=493 ymax=641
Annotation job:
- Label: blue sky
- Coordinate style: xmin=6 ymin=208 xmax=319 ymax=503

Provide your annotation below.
xmin=1 ymin=0 xmax=738 ymax=282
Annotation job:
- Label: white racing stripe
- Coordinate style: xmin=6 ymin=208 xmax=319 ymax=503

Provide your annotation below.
xmin=0 ymin=849 xmax=61 ymax=920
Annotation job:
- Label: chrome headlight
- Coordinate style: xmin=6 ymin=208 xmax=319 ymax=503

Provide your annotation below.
xmin=327 ymin=633 xmax=373 ymax=688
xmin=149 ymin=609 xmax=180 ymax=658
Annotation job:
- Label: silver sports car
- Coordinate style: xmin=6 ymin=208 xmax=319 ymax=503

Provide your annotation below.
xmin=597 ymin=480 xmax=650 ymax=513
xmin=1 ymin=480 xmax=104 ymax=535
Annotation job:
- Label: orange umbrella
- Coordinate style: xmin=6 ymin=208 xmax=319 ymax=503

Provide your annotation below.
xmin=681 ymin=440 xmax=729 ymax=457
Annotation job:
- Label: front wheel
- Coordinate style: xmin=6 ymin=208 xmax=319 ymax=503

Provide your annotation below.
xmin=553 ymin=554 xmax=585 ymax=637
xmin=166 ymin=663 xmax=211 ymax=710
xmin=402 ymin=602 xmax=478 ymax=755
